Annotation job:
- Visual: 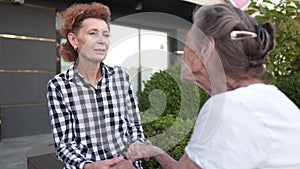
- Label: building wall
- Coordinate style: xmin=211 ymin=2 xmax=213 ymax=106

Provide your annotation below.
xmin=0 ymin=1 xmax=57 ymax=138
xmin=0 ymin=0 xmax=193 ymax=139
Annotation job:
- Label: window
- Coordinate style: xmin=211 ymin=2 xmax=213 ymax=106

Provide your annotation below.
xmin=105 ymin=24 xmax=168 ymax=92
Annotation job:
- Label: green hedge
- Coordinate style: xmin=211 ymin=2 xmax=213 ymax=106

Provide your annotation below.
xmin=275 ymin=73 xmax=300 ymax=108
xmin=136 ymin=62 xmax=209 ymax=169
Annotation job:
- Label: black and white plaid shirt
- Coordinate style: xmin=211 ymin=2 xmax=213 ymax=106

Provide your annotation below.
xmin=47 ymin=62 xmax=144 ymax=169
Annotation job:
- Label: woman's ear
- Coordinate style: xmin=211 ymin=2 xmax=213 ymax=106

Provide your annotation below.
xmin=67 ymin=32 xmax=78 ymax=50
xmin=200 ymin=37 xmax=215 ymax=56
xmin=208 ymin=37 xmax=215 ymax=48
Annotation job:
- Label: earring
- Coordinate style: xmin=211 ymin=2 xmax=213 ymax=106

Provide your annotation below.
xmin=74 ymin=46 xmax=78 ymax=51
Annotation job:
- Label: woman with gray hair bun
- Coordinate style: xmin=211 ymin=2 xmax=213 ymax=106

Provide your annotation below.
xmin=117 ymin=3 xmax=300 ymax=169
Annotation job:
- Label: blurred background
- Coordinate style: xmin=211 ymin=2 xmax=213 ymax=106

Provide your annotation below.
xmin=0 ymin=0 xmax=196 ymax=140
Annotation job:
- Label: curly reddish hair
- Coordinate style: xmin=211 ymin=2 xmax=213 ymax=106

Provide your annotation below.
xmin=59 ymin=2 xmax=111 ymax=62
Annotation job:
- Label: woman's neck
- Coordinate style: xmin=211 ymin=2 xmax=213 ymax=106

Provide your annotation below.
xmin=227 ymin=76 xmax=264 ymax=91
xmin=77 ymin=60 xmax=102 ymax=87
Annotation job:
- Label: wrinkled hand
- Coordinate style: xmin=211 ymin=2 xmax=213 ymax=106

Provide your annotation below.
xmin=83 ymin=157 xmax=124 ymax=169
xmin=126 ymin=140 xmax=164 ymax=161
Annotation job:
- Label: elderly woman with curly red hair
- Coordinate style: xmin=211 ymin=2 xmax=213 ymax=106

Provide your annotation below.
xmin=47 ymin=2 xmax=145 ymax=169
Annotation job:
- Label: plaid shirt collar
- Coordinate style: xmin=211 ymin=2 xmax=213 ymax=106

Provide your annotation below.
xmin=63 ymin=62 xmax=115 ymax=84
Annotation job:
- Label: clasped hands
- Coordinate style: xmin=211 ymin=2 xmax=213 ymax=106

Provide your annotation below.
xmin=85 ymin=140 xmax=163 ymax=169
xmin=126 ymin=140 xmax=164 ymax=161
xmin=111 ymin=140 xmax=164 ymax=169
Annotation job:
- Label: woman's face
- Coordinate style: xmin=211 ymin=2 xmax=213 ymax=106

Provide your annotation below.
xmin=73 ymin=18 xmax=110 ymax=63
xmin=181 ymin=25 xmax=228 ymax=95
xmin=181 ymin=38 xmax=212 ymax=95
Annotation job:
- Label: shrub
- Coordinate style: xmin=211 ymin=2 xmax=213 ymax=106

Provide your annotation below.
xmin=246 ymin=0 xmax=300 ymax=80
xmin=136 ymin=62 xmax=209 ymax=169
xmin=275 ymin=73 xmax=300 ymax=108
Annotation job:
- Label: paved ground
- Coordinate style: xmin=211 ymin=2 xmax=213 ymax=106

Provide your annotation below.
xmin=0 ymin=133 xmax=54 ymax=169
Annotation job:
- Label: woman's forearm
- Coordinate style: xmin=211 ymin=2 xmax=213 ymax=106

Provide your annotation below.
xmin=154 ymin=151 xmax=177 ymax=169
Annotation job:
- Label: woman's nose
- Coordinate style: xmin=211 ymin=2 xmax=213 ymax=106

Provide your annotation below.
xmin=96 ymin=34 xmax=105 ymax=43
xmin=93 ymin=33 xmax=108 ymax=44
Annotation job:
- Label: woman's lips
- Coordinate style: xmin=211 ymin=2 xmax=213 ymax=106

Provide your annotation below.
xmin=94 ymin=48 xmax=106 ymax=55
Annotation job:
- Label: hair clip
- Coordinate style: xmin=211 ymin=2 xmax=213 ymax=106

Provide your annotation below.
xmin=72 ymin=11 xmax=85 ymax=25
xmin=230 ymin=31 xmax=257 ymax=40
xmin=252 ymin=23 xmax=276 ymax=61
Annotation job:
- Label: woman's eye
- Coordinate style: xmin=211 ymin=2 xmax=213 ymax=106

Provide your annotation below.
xmin=89 ymin=32 xmax=97 ymax=35
xmin=103 ymin=33 xmax=110 ymax=38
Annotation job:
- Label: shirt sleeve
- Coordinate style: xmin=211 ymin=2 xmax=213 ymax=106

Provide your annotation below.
xmin=124 ymin=71 xmax=145 ymax=144
xmin=185 ymin=95 xmax=270 ymax=169
xmin=47 ymin=79 xmax=92 ymax=169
